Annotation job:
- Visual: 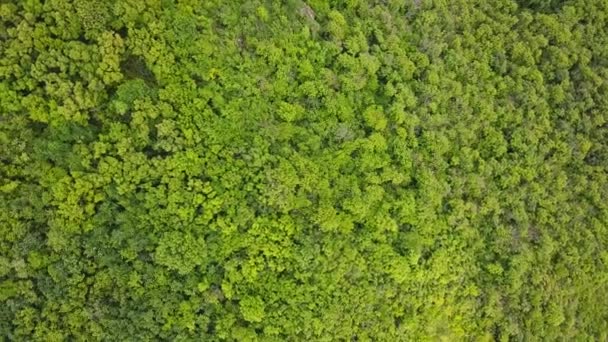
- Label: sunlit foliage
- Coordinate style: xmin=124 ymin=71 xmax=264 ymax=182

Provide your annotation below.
xmin=1 ymin=0 xmax=607 ymax=340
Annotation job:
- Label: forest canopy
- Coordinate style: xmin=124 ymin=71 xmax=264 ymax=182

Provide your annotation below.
xmin=1 ymin=0 xmax=608 ymax=340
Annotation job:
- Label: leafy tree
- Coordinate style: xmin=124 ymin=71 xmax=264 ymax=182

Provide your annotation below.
xmin=0 ymin=0 xmax=607 ymax=340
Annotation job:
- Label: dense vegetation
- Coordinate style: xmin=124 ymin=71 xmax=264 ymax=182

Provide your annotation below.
xmin=1 ymin=0 xmax=608 ymax=340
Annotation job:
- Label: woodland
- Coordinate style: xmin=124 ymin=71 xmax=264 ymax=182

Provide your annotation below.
xmin=1 ymin=0 xmax=608 ymax=340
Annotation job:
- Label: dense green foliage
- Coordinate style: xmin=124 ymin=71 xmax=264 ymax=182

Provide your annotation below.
xmin=1 ymin=0 xmax=608 ymax=340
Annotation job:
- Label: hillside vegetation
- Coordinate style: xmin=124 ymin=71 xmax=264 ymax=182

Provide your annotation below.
xmin=1 ymin=0 xmax=607 ymax=340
